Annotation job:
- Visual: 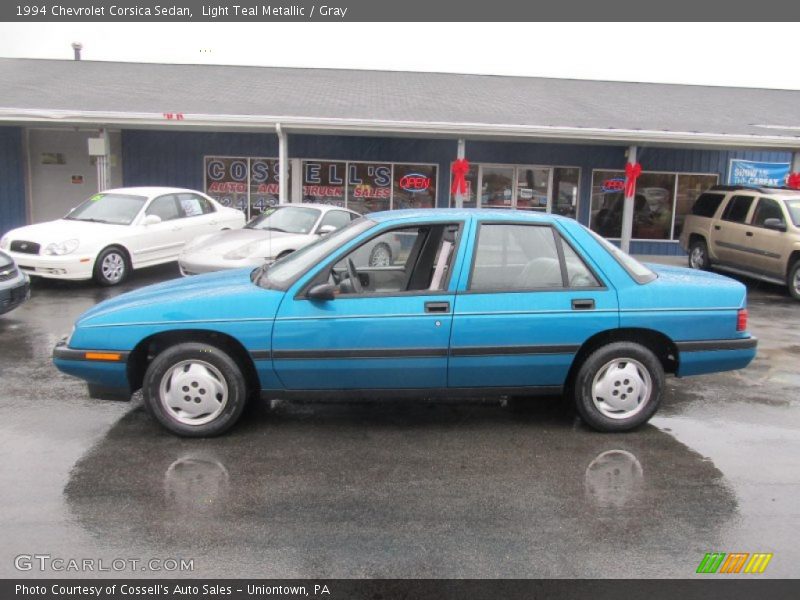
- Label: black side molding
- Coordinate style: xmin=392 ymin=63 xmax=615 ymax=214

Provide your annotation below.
xmin=675 ymin=337 xmax=758 ymax=352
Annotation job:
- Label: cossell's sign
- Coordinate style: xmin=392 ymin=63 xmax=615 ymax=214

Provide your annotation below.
xmin=728 ymin=159 xmax=790 ymax=187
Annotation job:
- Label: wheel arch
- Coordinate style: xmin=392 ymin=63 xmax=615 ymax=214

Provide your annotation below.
xmin=787 ymin=250 xmax=800 ymax=277
xmin=127 ymin=329 xmax=260 ymax=397
xmin=96 ymin=243 xmax=133 ymax=268
xmin=566 ymin=328 xmax=679 ymax=388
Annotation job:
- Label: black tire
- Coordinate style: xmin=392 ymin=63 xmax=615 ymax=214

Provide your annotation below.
xmin=369 ymin=242 xmax=392 ymax=267
xmin=572 ymin=342 xmax=664 ymax=432
xmin=142 ymin=342 xmax=248 ymax=437
xmin=93 ymin=246 xmax=130 ymax=286
xmin=789 ymin=260 xmax=800 ymax=301
xmin=688 ymin=238 xmax=710 ymax=271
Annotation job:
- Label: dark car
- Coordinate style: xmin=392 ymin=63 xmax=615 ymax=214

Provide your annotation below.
xmin=0 ymin=250 xmax=30 ymax=315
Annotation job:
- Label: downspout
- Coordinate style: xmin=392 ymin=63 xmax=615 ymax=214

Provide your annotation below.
xmin=276 ymin=123 xmax=288 ymax=204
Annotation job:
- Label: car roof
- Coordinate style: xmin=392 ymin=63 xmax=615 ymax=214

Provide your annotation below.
xmin=366 ymin=208 xmax=564 ymax=224
xmin=102 ymin=186 xmax=207 ymax=198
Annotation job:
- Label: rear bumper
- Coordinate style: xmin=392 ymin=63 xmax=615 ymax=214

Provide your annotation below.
xmin=676 ymin=336 xmax=757 ymax=377
xmin=52 ymin=340 xmax=131 ymax=400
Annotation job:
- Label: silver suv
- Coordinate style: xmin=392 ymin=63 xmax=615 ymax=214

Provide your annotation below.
xmin=679 ymin=185 xmax=800 ymax=300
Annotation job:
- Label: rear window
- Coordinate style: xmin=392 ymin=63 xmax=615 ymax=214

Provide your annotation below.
xmin=691 ymin=192 xmax=725 ymax=218
xmin=721 ymin=195 xmax=755 ymax=224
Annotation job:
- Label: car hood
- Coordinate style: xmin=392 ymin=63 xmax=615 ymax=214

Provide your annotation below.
xmin=183 ymin=228 xmax=310 ymax=257
xmin=5 ymin=219 xmax=126 ymax=244
xmin=77 ymin=268 xmax=285 ymax=327
xmin=634 ymin=263 xmax=747 ymax=309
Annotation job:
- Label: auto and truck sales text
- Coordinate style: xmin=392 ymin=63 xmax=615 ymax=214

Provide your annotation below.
xmin=16 ymin=4 xmax=349 ymax=18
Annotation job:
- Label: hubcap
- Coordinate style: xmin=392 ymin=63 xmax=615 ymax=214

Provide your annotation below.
xmin=690 ymin=246 xmax=705 ymax=269
xmin=159 ymin=360 xmax=229 ymax=426
xmin=591 ymin=358 xmax=652 ymax=419
xmin=793 ymin=269 xmax=800 ymax=294
xmin=101 ymin=252 xmax=125 ymax=282
xmin=370 ymin=246 xmax=391 ymax=267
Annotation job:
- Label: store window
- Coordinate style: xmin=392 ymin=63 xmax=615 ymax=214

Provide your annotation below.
xmin=590 ymin=170 xmax=717 ymax=240
xmin=302 ymin=160 xmax=347 ymax=206
xmin=393 ymin=164 xmax=438 ymax=210
xmin=481 ymin=166 xmax=515 ymax=209
xmin=552 ymin=168 xmax=580 ymax=219
xmin=204 ymin=156 xmax=283 ymax=218
xmin=347 ymin=162 xmax=392 ymax=214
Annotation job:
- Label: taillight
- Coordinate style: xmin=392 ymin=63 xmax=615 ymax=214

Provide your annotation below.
xmin=737 ymin=308 xmax=748 ymax=332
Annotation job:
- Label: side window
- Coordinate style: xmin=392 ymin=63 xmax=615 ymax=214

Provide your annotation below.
xmin=318 ymin=210 xmax=352 ymax=232
xmin=691 ymin=192 xmax=725 ymax=218
xmin=177 ymin=193 xmax=215 ymax=217
xmin=721 ymin=195 xmax=754 ymax=224
xmin=751 ymin=198 xmax=785 ymax=227
xmin=470 ymin=224 xmax=563 ymax=290
xmin=146 ymin=195 xmax=181 ymax=221
xmin=330 ymin=224 xmax=459 ymax=295
xmin=560 ymin=238 xmax=600 ymax=287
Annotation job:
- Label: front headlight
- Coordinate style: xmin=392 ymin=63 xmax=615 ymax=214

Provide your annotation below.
xmin=0 ymin=236 xmax=8 ymax=250
xmin=223 ymin=240 xmax=268 ymax=261
xmin=44 ymin=239 xmax=80 ymax=255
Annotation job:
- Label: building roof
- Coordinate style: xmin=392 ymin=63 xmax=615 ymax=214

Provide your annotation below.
xmin=1 ymin=58 xmax=800 ymax=148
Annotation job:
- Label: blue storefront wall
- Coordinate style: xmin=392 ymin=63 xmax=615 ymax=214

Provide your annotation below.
xmin=0 ymin=127 xmax=27 ymax=237
xmin=121 ymin=129 xmax=793 ymax=255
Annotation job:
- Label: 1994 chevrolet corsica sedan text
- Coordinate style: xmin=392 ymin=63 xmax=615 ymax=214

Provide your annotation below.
xmin=53 ymin=209 xmax=757 ymax=437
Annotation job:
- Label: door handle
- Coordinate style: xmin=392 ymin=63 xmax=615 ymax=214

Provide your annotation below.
xmin=745 ymin=231 xmax=753 ymax=237
xmin=425 ymin=301 xmax=450 ymax=314
xmin=714 ymin=225 xmax=721 ymax=230
xmin=571 ymin=298 xmax=595 ymax=310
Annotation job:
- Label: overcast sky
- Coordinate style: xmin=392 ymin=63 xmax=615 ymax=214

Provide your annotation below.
xmin=1 ymin=22 xmax=798 ymax=90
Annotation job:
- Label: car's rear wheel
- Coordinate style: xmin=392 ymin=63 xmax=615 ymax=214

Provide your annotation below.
xmin=688 ymin=239 xmax=710 ymax=270
xmin=573 ymin=342 xmax=663 ymax=432
xmin=93 ymin=246 xmax=129 ymax=286
xmin=142 ymin=342 xmax=248 ymax=437
xmin=369 ymin=243 xmax=392 ymax=267
xmin=789 ymin=260 xmax=800 ymax=301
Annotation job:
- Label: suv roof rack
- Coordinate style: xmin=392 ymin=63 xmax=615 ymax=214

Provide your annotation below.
xmin=709 ymin=184 xmax=799 ymax=194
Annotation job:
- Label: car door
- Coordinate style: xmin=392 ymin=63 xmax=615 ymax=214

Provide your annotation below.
xmin=133 ymin=194 xmax=188 ymax=265
xmin=271 ymin=220 xmax=466 ymax=390
xmin=745 ymin=196 xmax=789 ymax=277
xmin=176 ymin=193 xmax=222 ymax=241
xmin=712 ymin=194 xmax=757 ymax=267
xmin=449 ymin=220 xmax=618 ymax=389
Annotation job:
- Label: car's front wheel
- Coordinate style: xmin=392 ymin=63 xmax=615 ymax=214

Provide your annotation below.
xmin=688 ymin=239 xmax=710 ymax=270
xmin=788 ymin=260 xmax=800 ymax=301
xmin=93 ymin=246 xmax=129 ymax=286
xmin=572 ymin=342 xmax=663 ymax=432
xmin=142 ymin=342 xmax=248 ymax=437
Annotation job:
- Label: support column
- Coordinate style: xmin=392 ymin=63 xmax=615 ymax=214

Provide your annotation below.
xmin=455 ymin=138 xmax=466 ymax=208
xmin=277 ymin=123 xmax=288 ymax=205
xmin=792 ymin=151 xmax=800 ymax=172
xmin=620 ymin=145 xmax=637 ymax=254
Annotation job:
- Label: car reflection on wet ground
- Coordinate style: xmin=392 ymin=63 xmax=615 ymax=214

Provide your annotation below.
xmin=0 ymin=263 xmax=798 ymax=577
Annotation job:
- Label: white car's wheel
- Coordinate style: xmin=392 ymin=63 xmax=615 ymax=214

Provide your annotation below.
xmin=93 ymin=246 xmax=129 ymax=286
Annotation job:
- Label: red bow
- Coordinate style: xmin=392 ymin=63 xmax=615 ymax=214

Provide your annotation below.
xmin=451 ymin=158 xmax=470 ymax=196
xmin=625 ymin=162 xmax=642 ymax=197
xmin=787 ymin=172 xmax=800 ymax=190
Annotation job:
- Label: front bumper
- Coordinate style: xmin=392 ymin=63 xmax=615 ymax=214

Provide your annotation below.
xmin=179 ymin=253 xmax=267 ymax=276
xmin=7 ymin=251 xmax=95 ymax=280
xmin=0 ymin=273 xmax=31 ymax=315
xmin=53 ymin=339 xmax=132 ymax=400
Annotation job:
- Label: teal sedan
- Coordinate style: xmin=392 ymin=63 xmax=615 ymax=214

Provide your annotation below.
xmin=54 ymin=209 xmax=757 ymax=437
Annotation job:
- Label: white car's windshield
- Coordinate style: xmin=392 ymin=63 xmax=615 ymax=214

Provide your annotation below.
xmin=65 ymin=193 xmax=147 ymax=225
xmin=257 ymin=218 xmax=374 ymax=289
xmin=246 ymin=206 xmax=322 ymax=234
xmin=784 ymin=198 xmax=800 ymax=227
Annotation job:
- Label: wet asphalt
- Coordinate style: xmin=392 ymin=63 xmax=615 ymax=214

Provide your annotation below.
xmin=0 ymin=262 xmax=798 ymax=579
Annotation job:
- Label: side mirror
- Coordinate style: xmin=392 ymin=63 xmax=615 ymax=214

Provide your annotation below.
xmin=307 ymin=283 xmax=336 ymax=301
xmin=318 ymin=224 xmax=337 ymax=236
xmin=763 ymin=218 xmax=786 ymax=232
xmin=143 ymin=214 xmax=162 ymax=226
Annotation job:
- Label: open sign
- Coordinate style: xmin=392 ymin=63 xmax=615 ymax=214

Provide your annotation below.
xmin=399 ymin=173 xmax=431 ymax=193
xmin=601 ymin=178 xmax=626 ymax=193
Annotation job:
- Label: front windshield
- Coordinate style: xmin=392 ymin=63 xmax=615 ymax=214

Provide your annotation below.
xmin=785 ymin=198 xmax=800 ymax=227
xmin=260 ymin=218 xmax=375 ymax=288
xmin=584 ymin=225 xmax=657 ymax=284
xmin=246 ymin=206 xmax=322 ymax=234
xmin=65 ymin=193 xmax=147 ymax=225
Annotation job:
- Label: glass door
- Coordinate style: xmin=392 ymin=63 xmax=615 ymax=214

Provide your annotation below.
xmin=480 ymin=166 xmax=515 ymax=209
xmin=515 ymin=167 xmax=551 ymax=211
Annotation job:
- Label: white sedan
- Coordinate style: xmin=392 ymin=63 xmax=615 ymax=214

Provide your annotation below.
xmin=0 ymin=187 xmax=245 ymax=286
